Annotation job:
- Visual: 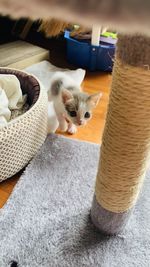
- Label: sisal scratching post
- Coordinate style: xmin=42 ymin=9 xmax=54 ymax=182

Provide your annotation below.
xmin=91 ymin=34 xmax=150 ymax=234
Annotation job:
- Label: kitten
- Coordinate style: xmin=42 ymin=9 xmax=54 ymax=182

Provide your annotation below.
xmin=48 ymin=72 xmax=102 ymax=134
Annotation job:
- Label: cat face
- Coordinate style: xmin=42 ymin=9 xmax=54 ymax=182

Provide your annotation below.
xmin=62 ymin=90 xmax=102 ymax=126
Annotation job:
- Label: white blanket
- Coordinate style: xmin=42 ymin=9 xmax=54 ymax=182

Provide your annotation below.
xmin=0 ymin=74 xmax=27 ymax=126
xmin=24 ymin=61 xmax=86 ymax=133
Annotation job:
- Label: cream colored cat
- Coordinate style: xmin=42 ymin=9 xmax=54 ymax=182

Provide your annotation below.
xmin=48 ymin=72 xmax=102 ymax=134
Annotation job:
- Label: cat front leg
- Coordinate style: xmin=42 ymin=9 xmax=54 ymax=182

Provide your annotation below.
xmin=67 ymin=122 xmax=77 ymax=134
xmin=57 ymin=113 xmax=68 ymax=132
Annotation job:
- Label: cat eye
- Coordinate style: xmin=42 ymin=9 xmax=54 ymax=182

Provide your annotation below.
xmin=70 ymin=111 xmax=77 ymax=117
xmin=84 ymin=112 xmax=90 ymax=118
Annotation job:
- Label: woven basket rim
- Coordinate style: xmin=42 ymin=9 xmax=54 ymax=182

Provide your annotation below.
xmin=0 ymin=67 xmax=47 ymax=130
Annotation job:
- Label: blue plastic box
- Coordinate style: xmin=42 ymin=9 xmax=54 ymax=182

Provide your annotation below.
xmin=64 ymin=31 xmax=115 ymax=71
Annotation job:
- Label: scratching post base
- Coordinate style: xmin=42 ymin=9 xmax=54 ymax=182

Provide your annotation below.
xmin=91 ymin=196 xmax=132 ymax=235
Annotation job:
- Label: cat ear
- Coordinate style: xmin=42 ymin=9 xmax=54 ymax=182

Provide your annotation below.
xmin=62 ymin=89 xmax=73 ymax=104
xmin=87 ymin=92 xmax=102 ymax=108
xmin=51 ymin=79 xmax=63 ymax=96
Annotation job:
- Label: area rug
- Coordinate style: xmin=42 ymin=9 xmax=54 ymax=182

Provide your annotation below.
xmin=0 ymin=135 xmax=150 ymax=267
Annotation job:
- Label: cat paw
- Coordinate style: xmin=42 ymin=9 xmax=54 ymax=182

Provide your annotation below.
xmin=67 ymin=124 xmax=77 ymax=134
xmin=60 ymin=126 xmax=68 ymax=132
xmin=59 ymin=122 xmax=68 ymax=132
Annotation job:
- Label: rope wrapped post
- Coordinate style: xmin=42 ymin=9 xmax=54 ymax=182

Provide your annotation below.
xmin=91 ymin=34 xmax=150 ymax=234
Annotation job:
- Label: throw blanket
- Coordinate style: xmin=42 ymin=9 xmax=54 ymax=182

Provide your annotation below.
xmin=0 ymin=0 xmax=150 ymax=35
xmin=0 ymin=75 xmax=27 ymax=126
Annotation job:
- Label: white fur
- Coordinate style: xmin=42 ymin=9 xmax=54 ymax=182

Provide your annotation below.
xmin=68 ymin=123 xmax=77 ymax=134
xmin=48 ymin=72 xmax=102 ymax=135
xmin=48 ymin=72 xmax=79 ymax=134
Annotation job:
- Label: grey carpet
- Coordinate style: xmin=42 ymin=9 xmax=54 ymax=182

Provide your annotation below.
xmin=0 ymin=134 xmax=150 ymax=267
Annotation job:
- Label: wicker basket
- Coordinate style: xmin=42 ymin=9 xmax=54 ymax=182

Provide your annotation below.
xmin=0 ymin=68 xmax=48 ymax=182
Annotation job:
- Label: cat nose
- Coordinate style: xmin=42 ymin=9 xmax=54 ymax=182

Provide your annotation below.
xmin=78 ymin=119 xmax=84 ymax=125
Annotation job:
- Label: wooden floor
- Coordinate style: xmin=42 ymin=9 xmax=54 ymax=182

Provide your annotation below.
xmin=0 ymin=71 xmax=111 ymax=208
